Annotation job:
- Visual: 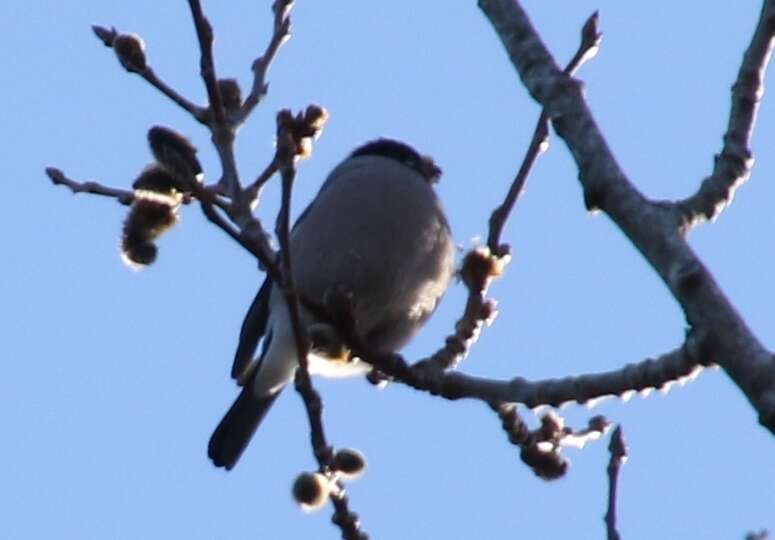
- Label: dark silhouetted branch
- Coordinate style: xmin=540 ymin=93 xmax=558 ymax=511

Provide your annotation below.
xmin=46 ymin=167 xmax=134 ymax=205
xmin=605 ymin=426 xmax=627 ymax=540
xmin=91 ymin=25 xmax=207 ymax=123
xmin=487 ymin=12 xmax=601 ymax=255
xmin=187 ymin=0 xmax=224 ymax=125
xmin=144 ymin=68 xmax=208 ymax=124
xmin=478 ymin=0 xmax=775 ymax=434
xmin=273 ymin=110 xmax=367 ymax=540
xmin=236 ymin=0 xmax=294 ymax=125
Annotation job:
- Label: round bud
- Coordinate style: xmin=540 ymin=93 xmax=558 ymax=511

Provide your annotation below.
xmin=218 ymin=78 xmax=242 ymax=113
xmin=304 ymin=104 xmax=329 ymax=133
xmin=292 ymin=472 xmax=329 ymax=511
xmin=332 ymin=448 xmax=366 ymax=479
xmin=113 ymin=33 xmax=147 ymax=73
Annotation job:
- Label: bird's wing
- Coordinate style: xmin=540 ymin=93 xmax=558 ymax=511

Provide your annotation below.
xmin=231 ymin=275 xmax=273 ymax=380
xmin=230 ymin=170 xmax=337 ymax=381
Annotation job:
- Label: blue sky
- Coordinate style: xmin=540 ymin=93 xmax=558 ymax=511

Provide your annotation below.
xmin=3 ymin=1 xmax=774 ymax=538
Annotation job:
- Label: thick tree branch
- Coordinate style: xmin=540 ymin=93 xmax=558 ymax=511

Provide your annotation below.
xmin=478 ymin=0 xmax=775 ymax=433
xmin=680 ymin=1 xmax=775 ymax=224
xmin=415 ymin=338 xmax=703 ymax=406
xmin=348 ymin=319 xmax=705 ymax=412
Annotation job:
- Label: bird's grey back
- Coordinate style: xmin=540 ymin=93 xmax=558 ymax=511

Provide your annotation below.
xmin=290 ymin=154 xmax=454 ymax=352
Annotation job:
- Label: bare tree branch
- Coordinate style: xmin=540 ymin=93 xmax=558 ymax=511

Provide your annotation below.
xmin=604 ymin=426 xmax=627 ymax=540
xmin=375 ymin=335 xmax=706 ymax=408
xmin=143 ymin=68 xmax=208 ymax=124
xmin=45 ymin=2 xmax=775 ymax=536
xmin=487 ymin=12 xmax=601 ymax=255
xmin=680 ymin=0 xmax=775 ymax=224
xmin=186 ymin=0 xmax=251 ymax=206
xmin=91 ymin=25 xmax=207 ymax=123
xmin=187 ymin=0 xmax=225 ymax=126
xmin=478 ymin=0 xmax=775 ymax=434
xmin=244 ymin=157 xmax=280 ymax=208
xmin=46 ymin=167 xmax=134 ymax=205
xmin=272 ymin=110 xmax=367 ymax=540
xmin=410 ymin=13 xmax=602 ymax=382
xmin=236 ymin=0 xmax=294 ymax=125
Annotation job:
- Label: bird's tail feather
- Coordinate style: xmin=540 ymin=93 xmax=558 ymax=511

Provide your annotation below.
xmin=208 ymin=386 xmax=282 ymax=470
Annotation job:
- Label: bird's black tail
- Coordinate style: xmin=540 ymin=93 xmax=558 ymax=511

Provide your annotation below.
xmin=208 ymin=386 xmax=282 ymax=470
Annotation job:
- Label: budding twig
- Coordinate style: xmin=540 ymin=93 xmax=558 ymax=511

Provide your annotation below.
xmin=236 ymin=0 xmax=294 ymax=125
xmin=46 ymin=167 xmax=135 ymax=205
xmin=187 ymin=0 xmax=225 ymax=125
xmin=605 ymin=426 xmax=627 ymax=540
xmin=487 ymin=11 xmax=601 ymax=255
xmin=272 ymin=110 xmax=367 ymax=540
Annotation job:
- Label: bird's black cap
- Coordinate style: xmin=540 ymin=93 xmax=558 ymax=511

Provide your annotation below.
xmin=351 ymin=138 xmax=441 ymax=183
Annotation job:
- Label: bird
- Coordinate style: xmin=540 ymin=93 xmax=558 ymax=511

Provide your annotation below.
xmin=208 ymin=139 xmax=455 ymax=470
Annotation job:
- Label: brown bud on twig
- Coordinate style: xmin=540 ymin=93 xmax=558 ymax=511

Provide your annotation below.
xmin=520 ymin=443 xmax=568 ymax=480
xmin=460 ymin=247 xmax=509 ymax=292
xmin=332 ymin=448 xmax=366 ymax=480
xmin=292 ymin=472 xmax=329 ymax=511
xmin=304 ymin=104 xmax=329 ymax=135
xmin=218 ymin=78 xmax=242 ymax=113
xmin=275 ymin=105 xmax=329 ymax=161
xmin=113 ymin=33 xmax=147 ymax=73
xmin=147 ymin=126 xmax=203 ymax=188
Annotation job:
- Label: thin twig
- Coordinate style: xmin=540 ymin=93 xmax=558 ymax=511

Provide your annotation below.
xmin=411 ymin=249 xmax=504 ymax=375
xmin=280 ymin=181 xmax=366 ymax=538
xmin=236 ymin=0 xmax=294 ymax=125
xmin=244 ymin=157 xmax=280 ymax=207
xmin=487 ymin=12 xmax=601 ymax=255
xmin=186 ymin=1 xmax=248 ymax=203
xmin=605 ymin=426 xmax=627 ymax=540
xmin=46 ymin=167 xmax=135 ymax=205
xmin=275 ymin=161 xmax=318 ymax=443
xmin=189 ymin=182 xmax=282 ymax=279
xmin=187 ymin=0 xmax=225 ymax=126
xmin=412 ymin=14 xmax=602 ymax=380
xmin=143 ymin=68 xmax=208 ymax=123
xmin=91 ymin=25 xmax=207 ymax=124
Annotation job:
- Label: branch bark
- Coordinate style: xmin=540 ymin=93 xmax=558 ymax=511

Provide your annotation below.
xmin=478 ymin=0 xmax=775 ymax=434
xmin=680 ymin=0 xmax=775 ymax=224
